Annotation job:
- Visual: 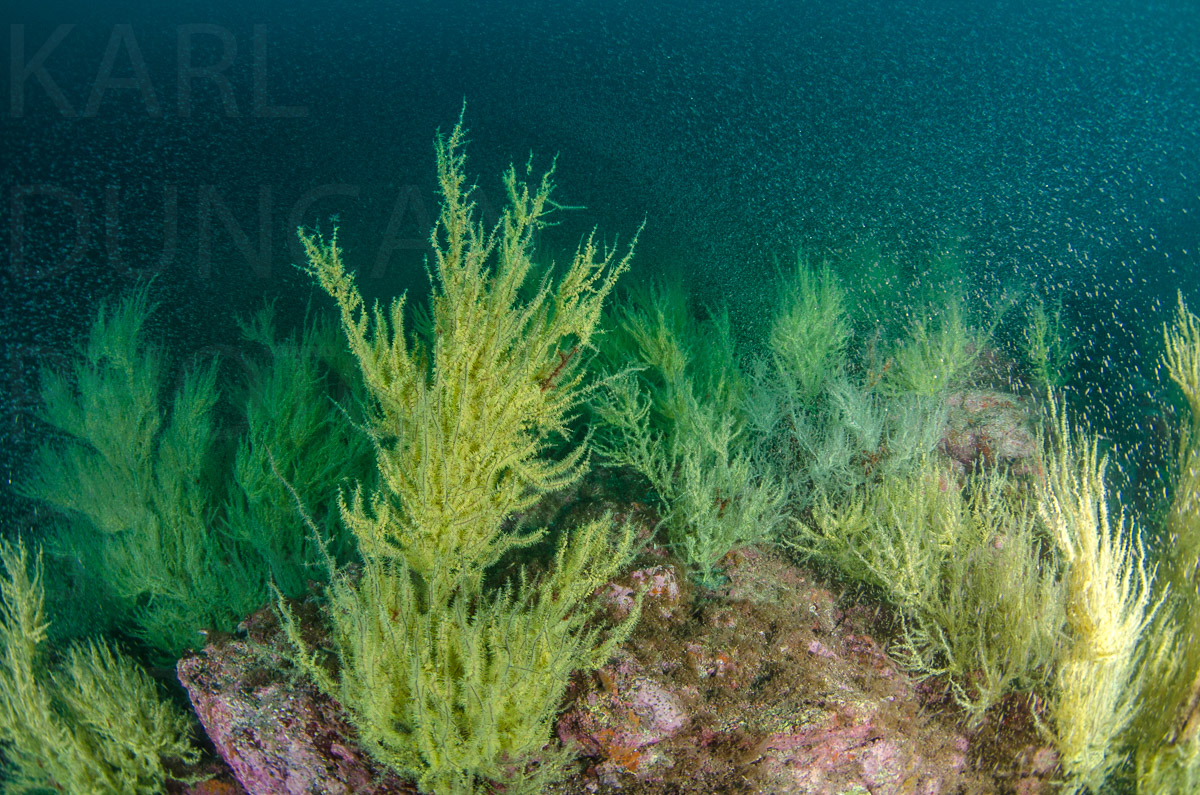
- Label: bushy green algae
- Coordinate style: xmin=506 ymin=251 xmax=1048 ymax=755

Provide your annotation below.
xmin=280 ymin=114 xmax=643 ymax=795
xmin=0 ymin=538 xmax=199 ymax=794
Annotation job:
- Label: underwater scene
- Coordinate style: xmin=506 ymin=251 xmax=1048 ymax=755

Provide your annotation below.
xmin=2 ymin=0 xmax=1200 ymax=793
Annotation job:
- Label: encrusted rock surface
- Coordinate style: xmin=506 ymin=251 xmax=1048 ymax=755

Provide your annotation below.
xmin=178 ymin=522 xmax=1057 ymax=794
xmin=941 ymin=389 xmax=1039 ymax=475
xmin=177 ymin=605 xmax=412 ymax=795
xmin=551 ymin=547 xmax=1024 ymax=794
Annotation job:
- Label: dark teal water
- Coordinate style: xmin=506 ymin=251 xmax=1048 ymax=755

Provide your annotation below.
xmin=3 ymin=0 xmax=1198 ymax=520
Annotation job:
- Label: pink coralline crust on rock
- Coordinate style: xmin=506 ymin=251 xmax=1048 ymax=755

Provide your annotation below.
xmin=766 ymin=719 xmax=918 ymax=793
xmin=627 ymin=677 xmax=688 ymax=737
xmin=605 ymin=564 xmax=684 ymax=619
xmin=557 ymin=544 xmax=989 ymax=794
xmin=177 ymin=607 xmax=411 ymax=795
xmin=759 ymin=711 xmax=966 ymax=795
xmin=630 ymin=565 xmax=680 ymax=601
xmin=557 ymin=654 xmax=688 ymax=778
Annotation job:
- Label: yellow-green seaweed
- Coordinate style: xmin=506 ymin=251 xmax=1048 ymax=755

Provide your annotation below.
xmin=282 ymin=113 xmax=642 ymax=795
xmin=0 ymin=538 xmax=199 ymax=794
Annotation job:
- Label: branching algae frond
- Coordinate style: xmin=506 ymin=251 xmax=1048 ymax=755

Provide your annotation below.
xmin=592 ymin=280 xmax=785 ymax=587
xmin=299 ymin=116 xmax=635 ymax=606
xmin=1133 ymin=294 xmax=1200 ymax=792
xmin=1038 ymin=399 xmax=1156 ymax=794
xmin=283 ymin=114 xmax=642 ymax=795
xmin=0 ymin=538 xmax=199 ymax=794
xmin=21 ymin=285 xmax=266 ymax=657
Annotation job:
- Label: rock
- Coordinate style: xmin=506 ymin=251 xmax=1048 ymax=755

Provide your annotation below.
xmin=177 ymin=605 xmax=412 ymax=795
xmin=176 ymin=774 xmax=249 ymax=795
xmin=550 ymin=547 xmax=989 ymax=794
xmin=177 ymin=539 xmax=1045 ymax=794
xmin=941 ymin=389 xmax=1039 ymax=474
xmin=557 ymin=653 xmax=689 ymax=786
